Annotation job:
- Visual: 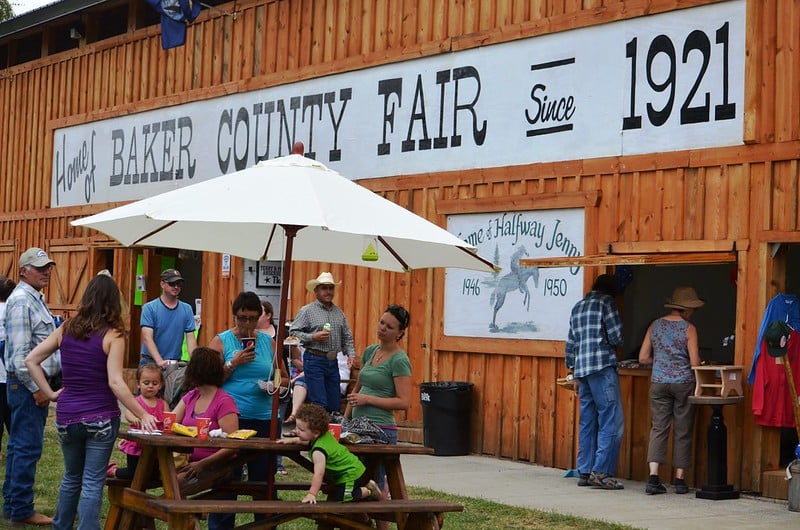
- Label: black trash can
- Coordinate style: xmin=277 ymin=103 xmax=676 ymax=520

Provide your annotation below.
xmin=420 ymin=381 xmax=473 ymax=456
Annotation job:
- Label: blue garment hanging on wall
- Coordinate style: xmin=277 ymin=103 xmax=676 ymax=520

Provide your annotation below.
xmin=748 ymin=293 xmax=800 ymax=384
xmin=146 ymin=0 xmax=202 ymax=50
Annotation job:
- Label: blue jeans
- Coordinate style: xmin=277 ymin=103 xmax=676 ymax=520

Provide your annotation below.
xmin=3 ymin=374 xmax=49 ymax=522
xmin=303 ymin=353 xmax=341 ymax=412
xmin=576 ymin=366 xmax=624 ymax=476
xmin=53 ymin=417 xmax=120 ymax=530
xmin=376 ymin=427 xmax=398 ymax=493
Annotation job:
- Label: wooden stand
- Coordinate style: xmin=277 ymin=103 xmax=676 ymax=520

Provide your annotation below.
xmin=692 ymin=365 xmax=744 ymax=398
xmin=688 ymin=395 xmax=744 ymax=500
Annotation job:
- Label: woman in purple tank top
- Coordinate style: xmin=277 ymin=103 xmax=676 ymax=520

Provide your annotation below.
xmin=638 ymin=286 xmax=704 ymax=496
xmin=25 ymin=273 xmax=157 ymax=530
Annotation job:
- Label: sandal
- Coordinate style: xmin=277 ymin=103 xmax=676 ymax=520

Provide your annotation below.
xmin=589 ymin=472 xmax=624 ymax=490
xmin=283 ymin=415 xmax=296 ymax=425
xmin=284 ymin=429 xmax=299 ymax=437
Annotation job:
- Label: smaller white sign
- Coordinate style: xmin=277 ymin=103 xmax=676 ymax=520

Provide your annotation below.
xmin=221 ymin=253 xmax=231 ymax=278
xmin=257 ymin=261 xmax=283 ymax=288
xmin=445 ymin=209 xmax=585 ymax=340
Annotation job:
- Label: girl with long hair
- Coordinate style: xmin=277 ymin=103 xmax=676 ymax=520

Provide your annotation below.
xmin=25 ymin=273 xmax=157 ymax=530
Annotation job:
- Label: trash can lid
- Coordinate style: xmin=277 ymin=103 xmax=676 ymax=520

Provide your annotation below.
xmin=420 ymin=381 xmax=473 ymax=390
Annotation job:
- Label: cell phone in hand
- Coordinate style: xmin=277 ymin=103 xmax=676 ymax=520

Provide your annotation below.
xmin=241 ymin=337 xmax=255 ymax=349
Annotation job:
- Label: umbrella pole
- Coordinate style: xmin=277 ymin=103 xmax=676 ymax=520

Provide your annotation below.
xmin=271 ymin=224 xmax=302 ymax=439
xmin=271 ymin=140 xmax=307 ymax=439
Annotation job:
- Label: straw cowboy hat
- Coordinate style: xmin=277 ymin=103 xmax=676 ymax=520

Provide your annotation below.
xmin=664 ymin=287 xmax=705 ymax=310
xmin=306 ymin=272 xmax=341 ymax=293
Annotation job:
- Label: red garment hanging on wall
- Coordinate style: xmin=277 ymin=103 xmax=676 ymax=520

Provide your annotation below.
xmin=752 ymin=329 xmax=800 ymax=427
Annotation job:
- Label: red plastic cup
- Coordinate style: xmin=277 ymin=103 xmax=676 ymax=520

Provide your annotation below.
xmin=163 ymin=412 xmax=177 ymax=433
xmin=328 ymin=423 xmax=342 ymax=441
xmin=196 ymin=418 xmax=210 ymax=440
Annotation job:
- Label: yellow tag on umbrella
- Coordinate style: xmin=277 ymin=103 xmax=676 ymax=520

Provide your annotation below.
xmin=362 ymin=242 xmax=379 ymax=262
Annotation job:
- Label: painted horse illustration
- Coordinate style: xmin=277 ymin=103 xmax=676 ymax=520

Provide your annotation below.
xmin=489 ymin=245 xmax=540 ymax=331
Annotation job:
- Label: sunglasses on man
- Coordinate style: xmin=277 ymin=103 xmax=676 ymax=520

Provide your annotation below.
xmin=165 ymin=280 xmax=184 ymax=288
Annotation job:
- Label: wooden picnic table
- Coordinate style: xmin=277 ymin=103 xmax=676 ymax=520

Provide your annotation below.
xmin=105 ymin=431 xmax=461 ymax=530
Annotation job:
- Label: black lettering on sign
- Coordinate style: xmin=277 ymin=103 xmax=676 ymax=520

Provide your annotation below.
xmin=218 ymin=88 xmax=352 ymax=171
xmin=525 ymin=58 xmax=576 ymax=137
xmin=622 ymin=21 xmax=736 ymax=130
xmin=54 ymin=131 xmax=97 ymax=205
xmin=110 ymin=117 xmax=196 ymax=188
xmin=376 ymin=66 xmax=487 ymax=156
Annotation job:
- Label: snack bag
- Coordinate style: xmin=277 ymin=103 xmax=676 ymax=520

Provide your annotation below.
xmin=227 ymin=429 xmax=258 ymax=440
xmin=171 ymin=423 xmax=198 ymax=437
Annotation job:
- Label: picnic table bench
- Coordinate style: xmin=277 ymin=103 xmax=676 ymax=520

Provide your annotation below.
xmin=146 ymin=497 xmax=463 ymax=529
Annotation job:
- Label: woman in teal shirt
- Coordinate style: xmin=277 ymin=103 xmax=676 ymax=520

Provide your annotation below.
xmin=209 ymin=291 xmax=287 ymax=526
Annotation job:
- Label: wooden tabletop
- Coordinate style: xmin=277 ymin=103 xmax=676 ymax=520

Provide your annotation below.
xmin=119 ymin=431 xmax=434 ymax=456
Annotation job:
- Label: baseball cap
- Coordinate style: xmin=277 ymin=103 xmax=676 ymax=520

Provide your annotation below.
xmin=764 ymin=320 xmax=792 ymax=358
xmin=160 ymin=269 xmax=183 ymax=282
xmin=19 ymin=247 xmax=56 ymax=268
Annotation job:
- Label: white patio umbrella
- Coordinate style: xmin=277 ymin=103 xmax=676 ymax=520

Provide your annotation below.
xmin=72 ymin=153 xmax=496 ymax=438
xmin=72 ymin=154 xmax=494 ymax=273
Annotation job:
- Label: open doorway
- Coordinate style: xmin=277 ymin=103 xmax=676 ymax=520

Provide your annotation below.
xmin=127 ymin=248 xmax=203 ymax=366
xmin=619 ymin=263 xmax=737 ymax=364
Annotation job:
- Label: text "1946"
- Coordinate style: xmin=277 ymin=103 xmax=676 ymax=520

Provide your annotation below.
xmin=462 ymin=278 xmax=481 ymax=296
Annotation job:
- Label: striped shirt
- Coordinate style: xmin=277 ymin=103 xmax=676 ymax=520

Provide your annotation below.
xmin=289 ymin=300 xmax=355 ymax=358
xmin=564 ymin=290 xmax=622 ymax=378
xmin=4 ymin=281 xmax=60 ymax=392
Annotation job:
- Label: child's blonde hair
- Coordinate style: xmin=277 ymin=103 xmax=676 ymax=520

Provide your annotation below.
xmin=136 ymin=363 xmax=163 ymax=385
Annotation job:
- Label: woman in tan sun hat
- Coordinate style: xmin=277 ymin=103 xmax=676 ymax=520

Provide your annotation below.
xmin=638 ymin=286 xmax=704 ymax=496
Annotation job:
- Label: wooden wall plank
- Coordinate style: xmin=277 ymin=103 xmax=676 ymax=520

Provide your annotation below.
xmin=774 ymin=0 xmax=795 ymax=142
xmin=759 ymin=0 xmax=777 ymax=143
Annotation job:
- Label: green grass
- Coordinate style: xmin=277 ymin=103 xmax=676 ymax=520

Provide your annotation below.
xmin=0 ymin=412 xmax=637 ymax=529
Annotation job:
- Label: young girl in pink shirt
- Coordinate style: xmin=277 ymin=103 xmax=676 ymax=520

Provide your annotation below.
xmin=109 ymin=363 xmax=169 ymax=479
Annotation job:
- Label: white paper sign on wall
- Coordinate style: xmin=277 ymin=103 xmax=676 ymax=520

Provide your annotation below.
xmin=445 ymin=209 xmax=585 ymax=340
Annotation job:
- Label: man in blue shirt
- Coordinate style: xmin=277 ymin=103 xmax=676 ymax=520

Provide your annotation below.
xmin=565 ymin=273 xmax=624 ymax=490
xmin=140 ymin=269 xmax=197 ymax=367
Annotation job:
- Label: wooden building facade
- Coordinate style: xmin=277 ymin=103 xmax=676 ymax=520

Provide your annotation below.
xmin=1 ymin=0 xmax=799 ymax=499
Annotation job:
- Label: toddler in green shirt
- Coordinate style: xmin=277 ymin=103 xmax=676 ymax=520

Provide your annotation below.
xmin=280 ymin=403 xmax=381 ymax=503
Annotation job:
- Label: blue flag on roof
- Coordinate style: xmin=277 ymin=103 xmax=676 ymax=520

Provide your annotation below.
xmin=146 ymin=0 xmax=202 ymax=50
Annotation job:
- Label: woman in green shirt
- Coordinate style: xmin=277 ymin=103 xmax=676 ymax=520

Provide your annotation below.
xmin=345 ymin=304 xmax=411 ymax=507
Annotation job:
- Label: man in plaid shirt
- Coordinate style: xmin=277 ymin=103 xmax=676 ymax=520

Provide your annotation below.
xmin=565 ymin=274 xmax=625 ymax=490
xmin=3 ymin=248 xmax=60 ymax=525
xmin=290 ymin=272 xmax=355 ymax=413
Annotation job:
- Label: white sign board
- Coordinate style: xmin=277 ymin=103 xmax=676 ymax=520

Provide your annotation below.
xmin=445 ymin=209 xmax=585 ymax=340
xmin=52 ymin=1 xmax=745 ymax=207
xmin=256 ymin=261 xmax=283 ymax=288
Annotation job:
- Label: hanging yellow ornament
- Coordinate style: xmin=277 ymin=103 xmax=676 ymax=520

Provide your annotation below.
xmin=361 ymin=242 xmax=379 ymax=262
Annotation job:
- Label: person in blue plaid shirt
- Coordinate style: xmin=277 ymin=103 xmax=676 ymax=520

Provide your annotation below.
xmin=3 ymin=247 xmax=60 ymax=525
xmin=565 ymin=273 xmax=625 ymax=491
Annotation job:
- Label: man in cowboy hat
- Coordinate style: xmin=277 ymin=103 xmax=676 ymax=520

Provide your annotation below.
xmin=289 ymin=272 xmax=355 ymax=413
xmin=3 ymin=247 xmax=59 ymax=525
